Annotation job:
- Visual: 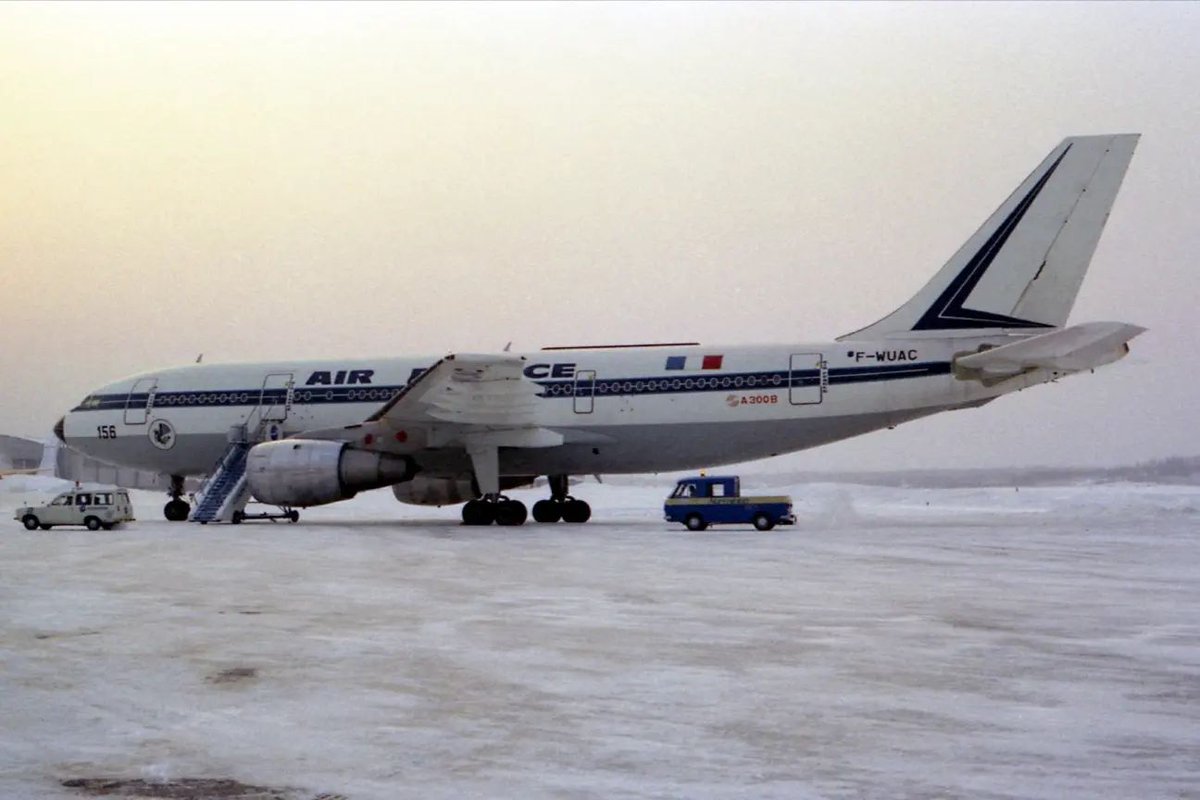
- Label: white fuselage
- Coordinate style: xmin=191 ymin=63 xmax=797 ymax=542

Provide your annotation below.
xmin=60 ymin=336 xmax=1048 ymax=481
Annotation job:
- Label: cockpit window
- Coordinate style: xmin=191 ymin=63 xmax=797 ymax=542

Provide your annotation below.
xmin=79 ymin=395 xmax=102 ymax=409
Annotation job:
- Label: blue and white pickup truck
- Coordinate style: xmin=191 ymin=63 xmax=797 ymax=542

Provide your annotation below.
xmin=663 ymin=476 xmax=795 ymax=531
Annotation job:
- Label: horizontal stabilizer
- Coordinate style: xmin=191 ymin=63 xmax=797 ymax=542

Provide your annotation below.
xmin=954 ymin=322 xmax=1145 ymax=379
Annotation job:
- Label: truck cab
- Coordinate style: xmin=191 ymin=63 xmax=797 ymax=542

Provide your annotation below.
xmin=664 ymin=475 xmax=795 ymax=531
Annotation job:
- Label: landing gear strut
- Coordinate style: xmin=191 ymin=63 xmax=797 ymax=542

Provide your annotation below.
xmin=531 ymin=475 xmax=591 ymax=524
xmin=164 ymin=475 xmax=190 ymax=522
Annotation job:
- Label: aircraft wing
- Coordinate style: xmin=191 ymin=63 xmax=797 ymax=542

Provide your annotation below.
xmin=367 ymin=353 xmax=540 ymax=427
xmin=954 ymin=321 xmax=1146 ymax=380
xmin=301 ymin=353 xmax=563 ymax=451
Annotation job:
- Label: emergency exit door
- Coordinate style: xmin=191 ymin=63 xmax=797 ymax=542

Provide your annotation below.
xmin=788 ymin=353 xmax=825 ymax=405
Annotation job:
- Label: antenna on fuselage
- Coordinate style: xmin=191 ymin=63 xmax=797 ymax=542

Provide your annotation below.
xmin=195 ymin=353 xmax=204 ymax=363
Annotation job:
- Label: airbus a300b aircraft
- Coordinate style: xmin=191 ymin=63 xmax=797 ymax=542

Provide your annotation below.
xmin=58 ymin=134 xmax=1145 ymax=526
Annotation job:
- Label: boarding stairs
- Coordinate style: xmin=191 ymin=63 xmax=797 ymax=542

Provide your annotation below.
xmin=189 ymin=436 xmax=253 ymax=524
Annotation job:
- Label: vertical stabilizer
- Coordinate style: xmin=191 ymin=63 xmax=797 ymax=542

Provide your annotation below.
xmin=840 ymin=134 xmax=1139 ymax=340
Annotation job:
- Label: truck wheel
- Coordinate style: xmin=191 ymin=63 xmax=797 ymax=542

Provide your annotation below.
xmin=685 ymin=514 xmax=707 ymax=531
xmin=84 ymin=516 xmax=101 ymax=531
xmin=22 ymin=515 xmax=40 ymax=531
xmin=753 ymin=513 xmax=775 ymax=531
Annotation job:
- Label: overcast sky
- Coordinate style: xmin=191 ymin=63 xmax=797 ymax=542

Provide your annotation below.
xmin=1 ymin=2 xmax=1197 ymax=471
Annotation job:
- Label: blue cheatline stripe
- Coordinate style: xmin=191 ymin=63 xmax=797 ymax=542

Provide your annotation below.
xmin=537 ymin=362 xmax=950 ymax=398
xmin=71 ymin=362 xmax=952 ymax=412
xmin=73 ymin=385 xmax=410 ymax=412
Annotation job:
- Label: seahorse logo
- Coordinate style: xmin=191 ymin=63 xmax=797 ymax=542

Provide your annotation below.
xmin=148 ymin=419 xmax=176 ymax=450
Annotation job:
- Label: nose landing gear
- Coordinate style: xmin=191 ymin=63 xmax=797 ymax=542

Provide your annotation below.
xmin=163 ymin=475 xmax=190 ymax=521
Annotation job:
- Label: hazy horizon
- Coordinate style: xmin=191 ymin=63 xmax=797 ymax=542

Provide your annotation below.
xmin=2 ymin=2 xmax=1197 ymax=472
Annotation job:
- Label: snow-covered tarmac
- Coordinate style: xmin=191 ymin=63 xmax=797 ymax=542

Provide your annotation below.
xmin=2 ymin=479 xmax=1198 ymax=799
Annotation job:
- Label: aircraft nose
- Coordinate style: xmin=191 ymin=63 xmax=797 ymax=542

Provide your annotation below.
xmin=54 ymin=416 xmax=66 ymax=443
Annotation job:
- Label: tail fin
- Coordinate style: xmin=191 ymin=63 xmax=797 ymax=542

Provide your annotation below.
xmin=840 ymin=134 xmax=1139 ymax=340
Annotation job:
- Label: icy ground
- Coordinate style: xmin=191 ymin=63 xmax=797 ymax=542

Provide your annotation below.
xmin=2 ymin=478 xmax=1198 ymax=800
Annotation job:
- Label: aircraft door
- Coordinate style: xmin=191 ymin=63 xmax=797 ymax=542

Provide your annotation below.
xmin=257 ymin=372 xmax=294 ymax=423
xmin=124 ymin=377 xmax=158 ymax=425
xmin=788 ymin=353 xmax=826 ymax=405
xmin=573 ymin=370 xmax=596 ymax=414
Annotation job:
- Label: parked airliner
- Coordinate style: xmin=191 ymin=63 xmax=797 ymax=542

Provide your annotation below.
xmin=58 ymin=134 xmax=1145 ymax=526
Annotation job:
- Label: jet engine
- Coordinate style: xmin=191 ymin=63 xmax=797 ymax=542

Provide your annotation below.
xmin=246 ymin=440 xmax=416 ymax=507
xmin=391 ymin=475 xmax=539 ymax=506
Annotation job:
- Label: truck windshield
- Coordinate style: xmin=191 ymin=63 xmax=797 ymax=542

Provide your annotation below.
xmin=671 ymin=483 xmax=698 ymax=499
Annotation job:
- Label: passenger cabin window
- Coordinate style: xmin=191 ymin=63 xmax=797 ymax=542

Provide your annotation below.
xmin=711 ymin=483 xmax=727 ymax=497
xmin=76 ymin=493 xmax=91 ymax=506
xmin=53 ymin=495 xmax=72 ymax=506
xmin=95 ymin=493 xmax=112 ymax=506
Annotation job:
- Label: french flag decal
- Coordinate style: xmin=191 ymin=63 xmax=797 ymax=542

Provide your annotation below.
xmin=665 ymin=354 xmax=724 ymax=371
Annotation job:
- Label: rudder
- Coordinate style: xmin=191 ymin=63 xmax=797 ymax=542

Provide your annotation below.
xmin=841 ymin=134 xmax=1139 ymax=340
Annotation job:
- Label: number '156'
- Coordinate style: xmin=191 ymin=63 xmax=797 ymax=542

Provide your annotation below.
xmin=97 ymin=425 xmax=117 ymax=439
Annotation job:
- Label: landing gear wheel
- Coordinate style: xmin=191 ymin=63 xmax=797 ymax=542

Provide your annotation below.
xmin=495 ymin=500 xmax=528 ymax=526
xmin=532 ymin=499 xmax=562 ymax=523
xmin=752 ymin=513 xmax=775 ymax=531
xmin=165 ymin=475 xmax=189 ymax=522
xmin=462 ymin=499 xmax=496 ymax=526
xmin=561 ymin=499 xmax=591 ymax=524
xmin=164 ymin=499 xmax=190 ymax=522
xmin=287 ymin=510 xmax=299 ymax=523
xmin=22 ymin=515 xmax=39 ymax=531
xmin=84 ymin=516 xmax=101 ymax=531
xmin=685 ymin=514 xmax=707 ymax=531
xmin=231 ymin=511 xmax=244 ymax=525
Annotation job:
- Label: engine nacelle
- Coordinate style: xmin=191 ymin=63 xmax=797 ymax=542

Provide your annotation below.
xmin=246 ymin=440 xmax=415 ymax=507
xmin=392 ymin=476 xmax=479 ymax=507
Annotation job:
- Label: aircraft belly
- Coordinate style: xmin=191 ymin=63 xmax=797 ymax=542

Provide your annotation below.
xmin=495 ymin=408 xmax=948 ymax=476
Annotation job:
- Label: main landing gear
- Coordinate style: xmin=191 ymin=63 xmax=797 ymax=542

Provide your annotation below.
xmin=459 ymin=476 xmax=592 ymax=526
xmin=461 ymin=496 xmax=528 ymax=527
xmin=164 ymin=475 xmax=190 ymax=522
xmin=461 ymin=442 xmax=591 ymax=527
xmin=531 ymin=474 xmax=591 ymax=524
